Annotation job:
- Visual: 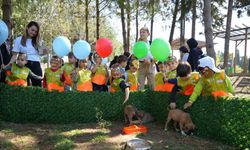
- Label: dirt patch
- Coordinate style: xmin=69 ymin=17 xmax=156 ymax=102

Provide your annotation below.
xmin=0 ymin=122 xmax=236 ymax=150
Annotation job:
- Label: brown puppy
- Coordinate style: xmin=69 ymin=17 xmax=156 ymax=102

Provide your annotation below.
xmin=164 ymin=109 xmax=195 ymax=135
xmin=124 ymin=105 xmax=154 ymax=125
xmin=124 ymin=105 xmax=142 ymax=125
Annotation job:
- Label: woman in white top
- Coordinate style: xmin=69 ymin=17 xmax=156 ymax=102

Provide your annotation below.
xmin=6 ymin=21 xmax=48 ymax=87
xmin=179 ymin=46 xmax=189 ymax=62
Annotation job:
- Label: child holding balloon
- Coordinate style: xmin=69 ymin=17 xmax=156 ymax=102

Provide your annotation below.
xmin=73 ymin=58 xmax=93 ymax=92
xmin=61 ymin=52 xmax=77 ymax=91
xmin=91 ymin=53 xmax=109 ymax=92
xmin=43 ymin=56 xmax=64 ymax=92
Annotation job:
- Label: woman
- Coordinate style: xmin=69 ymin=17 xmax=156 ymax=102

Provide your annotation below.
xmin=137 ymin=27 xmax=155 ymax=90
xmin=6 ymin=21 xmax=48 ymax=86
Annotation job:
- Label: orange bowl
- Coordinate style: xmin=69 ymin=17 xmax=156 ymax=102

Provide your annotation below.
xmin=123 ymin=125 xmax=147 ymax=134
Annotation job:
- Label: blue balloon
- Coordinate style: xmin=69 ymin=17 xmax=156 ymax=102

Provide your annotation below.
xmin=101 ymin=57 xmax=108 ymax=65
xmin=0 ymin=20 xmax=9 ymax=45
xmin=73 ymin=40 xmax=91 ymax=60
xmin=52 ymin=36 xmax=71 ymax=57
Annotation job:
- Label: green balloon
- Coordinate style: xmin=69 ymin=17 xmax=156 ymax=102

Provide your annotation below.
xmin=150 ymin=38 xmax=171 ymax=61
xmin=133 ymin=41 xmax=148 ymax=59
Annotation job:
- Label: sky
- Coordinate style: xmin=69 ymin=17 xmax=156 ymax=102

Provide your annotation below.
xmin=109 ymin=5 xmax=250 ymax=60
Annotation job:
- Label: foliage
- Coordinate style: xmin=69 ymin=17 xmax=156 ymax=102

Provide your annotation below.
xmin=0 ymin=84 xmax=249 ymax=148
xmin=95 ymin=107 xmax=112 ymax=129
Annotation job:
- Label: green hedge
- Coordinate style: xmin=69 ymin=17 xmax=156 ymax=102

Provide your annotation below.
xmin=0 ymin=83 xmax=249 ymax=148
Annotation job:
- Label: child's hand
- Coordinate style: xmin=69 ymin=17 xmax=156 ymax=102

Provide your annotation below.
xmin=183 ymin=101 xmax=192 ymax=109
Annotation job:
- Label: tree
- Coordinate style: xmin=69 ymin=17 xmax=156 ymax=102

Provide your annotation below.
xmin=135 ymin=0 xmax=139 ymax=42
xmin=126 ymin=0 xmax=131 ymax=52
xmin=169 ymin=0 xmax=180 ymax=44
xmin=85 ymin=0 xmax=91 ymax=42
xmin=223 ymin=0 xmax=233 ymax=69
xmin=117 ymin=0 xmax=128 ymax=52
xmin=191 ymin=0 xmax=196 ymax=38
xmin=203 ymin=0 xmax=215 ymax=60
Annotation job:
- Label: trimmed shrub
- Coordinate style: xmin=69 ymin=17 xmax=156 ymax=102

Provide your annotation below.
xmin=0 ymin=84 xmax=249 ymax=148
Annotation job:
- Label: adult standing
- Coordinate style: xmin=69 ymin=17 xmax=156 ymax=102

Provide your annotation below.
xmin=137 ymin=27 xmax=155 ymax=90
xmin=5 ymin=21 xmax=48 ymax=86
xmin=187 ymin=38 xmax=203 ymax=71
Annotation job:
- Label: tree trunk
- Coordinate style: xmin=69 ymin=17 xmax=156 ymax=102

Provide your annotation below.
xmin=126 ymin=0 xmax=131 ymax=52
xmin=135 ymin=0 xmax=139 ymax=42
xmin=119 ymin=0 xmax=127 ymax=52
xmin=203 ymin=0 xmax=216 ymax=60
xmin=223 ymin=0 xmax=233 ymax=69
xmin=150 ymin=0 xmax=155 ymax=42
xmin=1 ymin=0 xmax=12 ymax=45
xmin=191 ymin=0 xmax=196 ymax=38
xmin=96 ymin=0 xmax=100 ymax=40
xmin=85 ymin=0 xmax=89 ymax=42
xmin=180 ymin=0 xmax=185 ymax=46
xmin=169 ymin=0 xmax=179 ymax=44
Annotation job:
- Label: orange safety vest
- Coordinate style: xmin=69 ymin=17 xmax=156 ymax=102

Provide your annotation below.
xmin=178 ymin=72 xmax=200 ymax=96
xmin=127 ymin=70 xmax=138 ymax=92
xmin=62 ymin=63 xmax=75 ymax=87
xmin=45 ymin=68 xmax=64 ymax=92
xmin=76 ymin=69 xmax=93 ymax=92
xmin=92 ymin=65 xmax=107 ymax=85
xmin=5 ymin=63 xmax=29 ymax=87
xmin=154 ymin=72 xmax=165 ymax=91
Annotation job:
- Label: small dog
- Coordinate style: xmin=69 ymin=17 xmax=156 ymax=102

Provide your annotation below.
xmin=124 ymin=105 xmax=154 ymax=125
xmin=164 ymin=109 xmax=195 ymax=135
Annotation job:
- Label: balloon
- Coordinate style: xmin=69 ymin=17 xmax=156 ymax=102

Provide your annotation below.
xmin=96 ymin=38 xmax=113 ymax=58
xmin=101 ymin=57 xmax=108 ymax=65
xmin=0 ymin=20 xmax=9 ymax=45
xmin=132 ymin=41 xmax=148 ymax=59
xmin=73 ymin=40 xmax=91 ymax=60
xmin=150 ymin=38 xmax=171 ymax=62
xmin=52 ymin=36 xmax=71 ymax=58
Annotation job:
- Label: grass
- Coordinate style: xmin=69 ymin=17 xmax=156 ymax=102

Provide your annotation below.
xmin=0 ymin=122 xmax=236 ymax=150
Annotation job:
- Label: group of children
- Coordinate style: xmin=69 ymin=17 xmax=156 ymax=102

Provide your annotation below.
xmin=1 ymin=51 xmax=235 ymax=108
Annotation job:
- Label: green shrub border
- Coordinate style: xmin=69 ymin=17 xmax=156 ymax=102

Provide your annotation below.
xmin=0 ymin=83 xmax=249 ymax=148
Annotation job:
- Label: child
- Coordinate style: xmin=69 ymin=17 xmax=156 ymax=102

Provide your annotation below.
xmin=43 ymin=56 xmax=64 ymax=92
xmin=61 ymin=52 xmax=77 ymax=90
xmin=117 ymin=54 xmax=128 ymax=78
xmin=154 ymin=61 xmax=168 ymax=91
xmin=125 ymin=59 xmax=139 ymax=92
xmin=4 ymin=53 xmax=42 ymax=86
xmin=166 ymin=55 xmax=178 ymax=79
xmin=184 ymin=56 xmax=235 ymax=109
xmin=110 ymin=63 xmax=130 ymax=103
xmin=91 ymin=53 xmax=108 ymax=92
xmin=73 ymin=58 xmax=93 ymax=92
xmin=169 ymin=62 xmax=200 ymax=109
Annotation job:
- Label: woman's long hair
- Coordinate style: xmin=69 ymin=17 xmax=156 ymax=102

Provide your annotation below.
xmin=21 ymin=21 xmax=40 ymax=50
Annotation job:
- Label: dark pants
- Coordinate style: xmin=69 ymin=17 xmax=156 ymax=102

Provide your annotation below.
xmin=26 ymin=61 xmax=42 ymax=87
xmin=92 ymin=83 xmax=108 ymax=92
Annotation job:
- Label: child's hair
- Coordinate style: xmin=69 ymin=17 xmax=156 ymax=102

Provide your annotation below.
xmin=166 ymin=56 xmax=177 ymax=63
xmin=117 ymin=55 xmax=128 ymax=64
xmin=51 ymin=55 xmax=61 ymax=64
xmin=157 ymin=61 xmax=166 ymax=66
xmin=68 ymin=52 xmax=75 ymax=58
xmin=176 ymin=62 xmax=192 ymax=77
xmin=129 ymin=59 xmax=139 ymax=69
xmin=93 ymin=52 xmax=101 ymax=60
xmin=179 ymin=46 xmax=189 ymax=53
xmin=17 ymin=52 xmax=27 ymax=60
xmin=124 ymin=51 xmax=131 ymax=58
